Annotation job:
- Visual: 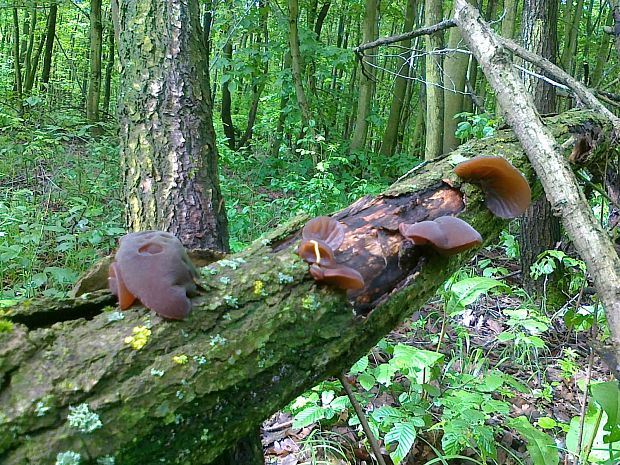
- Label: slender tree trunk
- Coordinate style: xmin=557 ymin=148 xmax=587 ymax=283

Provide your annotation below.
xmin=517 ymin=0 xmax=562 ymax=298
xmin=40 ymin=2 xmax=57 ymax=91
xmin=24 ymin=23 xmax=46 ymax=94
xmin=424 ymin=0 xmax=444 ymax=159
xmin=350 ymin=0 xmax=378 ymax=152
xmin=288 ymin=0 xmax=315 ymax=141
xmin=12 ymin=8 xmax=23 ymax=115
xmin=221 ymin=39 xmax=236 ymax=149
xmin=87 ymin=0 xmax=103 ymax=128
xmin=496 ymin=0 xmax=519 ymax=116
xmin=590 ymin=9 xmax=613 ymax=87
xmin=380 ymin=0 xmax=417 ymax=157
xmin=103 ymin=24 xmax=115 ymax=114
xmin=23 ymin=5 xmax=36 ymax=90
xmin=118 ymin=0 xmax=229 ymax=251
xmin=560 ymin=0 xmax=584 ymax=76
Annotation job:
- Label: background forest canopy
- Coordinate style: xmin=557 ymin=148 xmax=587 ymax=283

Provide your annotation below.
xmin=1 ymin=0 xmax=620 ymax=464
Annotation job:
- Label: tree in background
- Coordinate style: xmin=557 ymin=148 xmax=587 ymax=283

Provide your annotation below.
xmin=116 ymin=0 xmax=229 ymax=251
xmin=424 ymin=0 xmax=444 ymax=159
xmin=86 ymin=0 xmax=102 ymax=128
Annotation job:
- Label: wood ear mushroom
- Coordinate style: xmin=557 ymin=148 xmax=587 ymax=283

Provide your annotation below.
xmin=298 ymin=217 xmax=364 ymax=290
xmin=399 ymin=216 xmax=482 ymax=255
xmin=454 ymin=156 xmax=531 ymax=218
xmin=108 ymin=231 xmax=198 ymax=320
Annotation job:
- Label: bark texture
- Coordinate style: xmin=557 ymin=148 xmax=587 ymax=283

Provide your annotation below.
xmin=40 ymin=2 xmax=57 ymax=90
xmin=424 ymin=0 xmax=444 ymax=159
xmin=87 ymin=0 xmax=103 ymax=125
xmin=0 ymin=111 xmax=612 ymax=465
xmin=117 ymin=0 xmax=229 ymax=251
xmin=454 ymin=0 xmax=620 ymax=379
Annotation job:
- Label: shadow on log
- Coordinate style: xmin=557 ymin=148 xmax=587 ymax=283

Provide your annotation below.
xmin=0 ymin=110 xmax=613 ymax=464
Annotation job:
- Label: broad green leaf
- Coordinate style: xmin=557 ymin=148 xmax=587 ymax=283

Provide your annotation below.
xmin=391 ymin=344 xmax=444 ymax=372
xmin=591 ymin=381 xmax=620 ymax=443
xmin=449 ymin=277 xmax=508 ymax=314
xmin=350 ymin=355 xmax=369 ymax=374
xmin=385 ymin=421 xmax=417 ymax=464
xmin=358 ymin=373 xmax=376 ymax=391
xmin=509 ymin=416 xmax=559 ymax=465
xmin=372 ymin=405 xmax=404 ymax=423
xmin=537 ymin=417 xmax=558 ymax=429
xmin=374 ymin=363 xmax=397 ymax=386
xmin=292 ymin=405 xmax=324 ymax=429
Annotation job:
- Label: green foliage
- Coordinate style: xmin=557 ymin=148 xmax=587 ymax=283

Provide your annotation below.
xmin=530 ymin=250 xmax=587 ymax=294
xmin=508 ymin=416 xmax=559 ymax=465
xmin=454 ymin=112 xmax=497 ymax=141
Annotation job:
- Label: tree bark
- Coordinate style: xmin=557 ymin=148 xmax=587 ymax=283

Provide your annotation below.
xmin=0 ymin=110 xmax=612 ymax=465
xmin=87 ymin=0 xmax=103 ymax=128
xmin=454 ymin=0 xmax=620 ymax=379
xmin=560 ymin=0 xmax=584 ymax=76
xmin=117 ymin=0 xmax=229 ymax=251
xmin=102 ymin=23 xmax=115 ymax=115
xmin=40 ymin=2 xmax=57 ymax=91
xmin=12 ymin=7 xmax=23 ymax=115
xmin=350 ymin=0 xmax=378 ymax=152
xmin=424 ymin=0 xmax=444 ymax=159
xmin=221 ymin=38 xmax=236 ymax=150
xmin=517 ymin=0 xmax=562 ymax=297
xmin=22 ymin=4 xmax=36 ymax=92
xmin=380 ymin=0 xmax=417 ymax=157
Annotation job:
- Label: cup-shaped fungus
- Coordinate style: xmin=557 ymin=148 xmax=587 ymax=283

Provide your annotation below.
xmin=108 ymin=231 xmax=198 ymax=320
xmin=309 ymin=264 xmax=365 ymax=289
xmin=298 ymin=216 xmax=365 ymax=290
xmin=302 ymin=216 xmax=345 ymax=250
xmin=454 ymin=156 xmax=531 ymax=218
xmin=399 ymin=216 xmax=482 ymax=255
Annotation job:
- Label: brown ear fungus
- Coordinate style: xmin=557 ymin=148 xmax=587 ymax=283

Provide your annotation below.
xmin=399 ymin=216 xmax=482 ymax=255
xmin=108 ymin=231 xmax=198 ymax=320
xmin=454 ymin=156 xmax=531 ymax=218
xmin=298 ymin=217 xmax=364 ymax=290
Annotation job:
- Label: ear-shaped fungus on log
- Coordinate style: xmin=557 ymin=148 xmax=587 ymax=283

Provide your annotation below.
xmin=297 ymin=216 xmax=365 ymax=290
xmin=399 ymin=216 xmax=482 ymax=255
xmin=309 ymin=264 xmax=365 ymax=290
xmin=108 ymin=231 xmax=198 ymax=320
xmin=301 ymin=216 xmax=345 ymax=250
xmin=454 ymin=156 xmax=531 ymax=218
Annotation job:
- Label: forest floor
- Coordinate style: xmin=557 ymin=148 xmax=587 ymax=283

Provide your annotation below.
xmin=260 ymin=249 xmax=608 ymax=465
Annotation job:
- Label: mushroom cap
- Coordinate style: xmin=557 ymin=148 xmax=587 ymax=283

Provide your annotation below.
xmin=297 ymin=239 xmax=337 ymax=267
xmin=309 ymin=264 xmax=365 ymax=289
xmin=302 ymin=216 xmax=345 ymax=250
xmin=454 ymin=156 xmax=531 ymax=218
xmin=108 ymin=262 xmax=137 ymax=310
xmin=399 ymin=216 xmax=482 ymax=255
xmin=109 ymin=231 xmax=197 ymax=320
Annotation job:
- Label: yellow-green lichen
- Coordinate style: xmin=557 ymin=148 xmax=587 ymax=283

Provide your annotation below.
xmin=124 ymin=325 xmax=151 ymax=350
xmin=253 ymin=280 xmax=267 ymax=296
xmin=173 ymin=354 xmax=189 ymax=365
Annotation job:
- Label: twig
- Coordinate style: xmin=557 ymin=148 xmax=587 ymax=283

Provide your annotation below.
xmin=355 ymin=19 xmax=456 ymax=54
xmin=338 ymin=373 xmax=388 ymax=465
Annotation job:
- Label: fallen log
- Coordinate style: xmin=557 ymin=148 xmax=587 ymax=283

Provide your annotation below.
xmin=0 ymin=110 xmax=613 ymax=464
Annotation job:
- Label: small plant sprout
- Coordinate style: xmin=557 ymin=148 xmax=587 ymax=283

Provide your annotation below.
xmin=193 ymin=355 xmax=207 ymax=365
xmin=124 ymin=325 xmax=151 ymax=350
xmin=173 ymin=354 xmax=189 ymax=365
xmin=56 ymin=451 xmax=81 ymax=465
xmin=219 ymin=276 xmax=231 ymax=285
xmin=0 ymin=319 xmax=14 ymax=333
xmin=67 ymin=403 xmax=102 ymax=433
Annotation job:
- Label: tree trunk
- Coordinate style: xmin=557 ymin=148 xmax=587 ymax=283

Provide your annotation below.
xmin=40 ymin=2 xmax=57 ymax=91
xmin=23 ymin=4 xmax=36 ymax=92
xmin=103 ymin=24 xmax=115 ymax=115
xmin=424 ymin=0 xmax=444 ymax=159
xmin=117 ymin=0 xmax=229 ymax=251
xmin=517 ymin=0 xmax=561 ymax=297
xmin=560 ymin=0 xmax=584 ymax=76
xmin=24 ymin=16 xmax=47 ymax=94
xmin=442 ymin=1 xmax=472 ymax=153
xmin=590 ymin=8 xmax=612 ymax=87
xmin=87 ymin=0 xmax=103 ymax=128
xmin=221 ymin=38 xmax=236 ymax=150
xmin=288 ymin=0 xmax=315 ymax=139
xmin=495 ymin=0 xmax=519 ymax=116
xmin=12 ymin=7 xmax=23 ymax=115
xmin=380 ymin=0 xmax=417 ymax=157
xmin=350 ymin=0 xmax=378 ymax=152
xmin=0 ymin=110 xmax=612 ymax=465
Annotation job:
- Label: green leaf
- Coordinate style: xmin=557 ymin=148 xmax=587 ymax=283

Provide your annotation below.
xmin=292 ymin=405 xmax=324 ymax=429
xmin=537 ymin=417 xmax=558 ymax=429
xmin=358 ymin=373 xmax=376 ymax=391
xmin=509 ymin=416 xmax=559 ymax=465
xmin=385 ymin=421 xmax=417 ymax=464
xmin=350 ymin=355 xmax=369 ymax=374
xmin=374 ymin=363 xmax=397 ymax=386
xmin=449 ymin=277 xmax=508 ymax=314
xmin=391 ymin=344 xmax=444 ymax=372
xmin=591 ymin=381 xmax=620 ymax=442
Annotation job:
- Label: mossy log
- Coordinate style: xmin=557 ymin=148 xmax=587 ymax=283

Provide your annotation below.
xmin=0 ymin=111 xmax=613 ymax=465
